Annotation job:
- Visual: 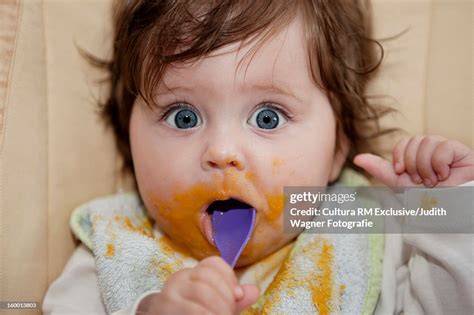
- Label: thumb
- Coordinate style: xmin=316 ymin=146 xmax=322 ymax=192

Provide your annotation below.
xmin=353 ymin=153 xmax=398 ymax=187
xmin=235 ymin=284 xmax=259 ymax=313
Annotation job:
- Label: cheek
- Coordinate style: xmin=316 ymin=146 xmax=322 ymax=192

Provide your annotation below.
xmin=130 ymin=108 xmax=196 ymax=201
xmin=133 ymin=147 xmax=187 ymax=196
xmin=262 ymin=138 xmax=336 ymax=188
xmin=274 ymin=119 xmax=336 ymax=186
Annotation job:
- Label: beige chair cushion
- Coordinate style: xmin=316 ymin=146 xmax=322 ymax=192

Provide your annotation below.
xmin=0 ymin=0 xmax=471 ymax=311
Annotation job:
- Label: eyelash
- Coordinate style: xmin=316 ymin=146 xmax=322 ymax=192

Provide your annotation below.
xmin=156 ymin=100 xmax=295 ymax=121
xmin=156 ymin=102 xmax=196 ymax=122
xmin=254 ymin=101 xmax=294 ymax=121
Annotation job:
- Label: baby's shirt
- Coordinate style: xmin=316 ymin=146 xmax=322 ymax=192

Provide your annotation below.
xmin=42 ymin=176 xmax=473 ymax=314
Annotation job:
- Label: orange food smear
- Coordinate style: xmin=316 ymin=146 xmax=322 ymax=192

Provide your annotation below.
xmin=149 ymin=254 xmax=183 ymax=280
xmin=148 ymin=168 xmax=285 ymax=260
xmin=113 ymin=214 xmax=154 ymax=239
xmin=245 ymin=171 xmax=257 ymax=182
xmin=272 ymin=158 xmax=285 ymax=175
xmin=127 ymin=216 xmax=153 ymax=238
xmin=242 ymin=245 xmax=299 ymax=314
xmin=272 ymin=158 xmax=284 ymax=167
xmin=242 ymin=238 xmax=334 ymax=314
xmin=158 ymin=235 xmax=191 ymax=258
xmin=265 ymin=195 xmax=284 ymax=222
xmin=106 ymin=243 xmax=115 ymax=257
xmin=243 ymin=242 xmax=294 ymax=291
xmin=311 ymin=241 xmax=333 ymax=315
xmin=151 ymin=183 xmax=218 ymax=256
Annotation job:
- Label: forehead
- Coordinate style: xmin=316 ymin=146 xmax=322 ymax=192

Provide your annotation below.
xmin=157 ymin=16 xmax=317 ymax=96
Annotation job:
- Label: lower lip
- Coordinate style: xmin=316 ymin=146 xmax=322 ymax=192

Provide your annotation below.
xmin=201 ymin=212 xmax=215 ymax=246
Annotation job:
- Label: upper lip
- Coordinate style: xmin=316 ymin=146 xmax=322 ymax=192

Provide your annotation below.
xmin=206 ymin=198 xmax=254 ymax=214
xmin=201 ymin=195 xmax=256 ymax=215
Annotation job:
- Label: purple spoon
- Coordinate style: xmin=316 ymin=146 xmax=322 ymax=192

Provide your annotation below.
xmin=212 ymin=207 xmax=256 ymax=268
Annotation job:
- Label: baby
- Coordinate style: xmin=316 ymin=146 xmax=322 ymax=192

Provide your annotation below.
xmin=43 ymin=0 xmax=474 ymax=314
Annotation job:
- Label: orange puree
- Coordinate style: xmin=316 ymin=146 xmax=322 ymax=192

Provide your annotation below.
xmin=106 ymin=243 xmax=115 ymax=257
xmin=113 ymin=214 xmax=154 ymax=238
xmin=158 ymin=235 xmax=191 ymax=258
xmin=272 ymin=158 xmax=285 ymax=175
xmin=243 ymin=239 xmax=334 ymax=314
xmin=265 ymin=195 xmax=285 ymax=222
xmin=148 ymin=168 xmax=285 ymax=260
xmin=311 ymin=241 xmax=333 ymax=315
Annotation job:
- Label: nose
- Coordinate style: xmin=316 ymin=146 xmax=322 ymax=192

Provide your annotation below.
xmin=206 ymin=154 xmax=243 ymax=170
xmin=201 ymin=134 xmax=246 ymax=171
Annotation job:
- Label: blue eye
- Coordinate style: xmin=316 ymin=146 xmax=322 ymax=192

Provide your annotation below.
xmin=165 ymin=107 xmax=201 ymax=129
xmin=248 ymin=106 xmax=288 ymax=130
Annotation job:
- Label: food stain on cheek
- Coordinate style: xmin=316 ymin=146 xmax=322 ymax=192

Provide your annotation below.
xmin=149 ymin=183 xmax=220 ymax=256
xmin=148 ymin=169 xmax=286 ymax=261
xmin=272 ymin=158 xmax=285 ymax=175
xmin=265 ymin=194 xmax=285 ymax=222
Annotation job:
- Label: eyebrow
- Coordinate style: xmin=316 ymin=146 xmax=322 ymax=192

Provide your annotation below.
xmin=156 ymin=84 xmax=193 ymax=95
xmin=155 ymin=81 xmax=304 ymax=103
xmin=240 ymin=82 xmax=302 ymax=102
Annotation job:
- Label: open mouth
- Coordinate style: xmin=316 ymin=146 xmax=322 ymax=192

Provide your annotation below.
xmin=206 ymin=198 xmax=254 ymax=215
xmin=201 ymin=198 xmax=254 ymax=246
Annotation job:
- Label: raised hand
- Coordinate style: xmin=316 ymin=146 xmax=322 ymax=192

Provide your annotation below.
xmin=354 ymin=136 xmax=474 ymax=187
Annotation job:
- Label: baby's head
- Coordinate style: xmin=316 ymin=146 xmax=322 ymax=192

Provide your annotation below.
xmin=99 ymin=0 xmax=384 ymax=266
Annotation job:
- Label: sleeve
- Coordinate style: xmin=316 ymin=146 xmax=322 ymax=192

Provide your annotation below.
xmin=42 ymin=244 xmax=107 ymax=314
xmin=376 ymin=181 xmax=474 ymax=315
xmin=42 ymin=244 xmax=160 ymax=315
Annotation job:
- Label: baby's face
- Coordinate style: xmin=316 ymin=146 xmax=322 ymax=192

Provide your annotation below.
xmin=130 ymin=17 xmax=346 ymax=266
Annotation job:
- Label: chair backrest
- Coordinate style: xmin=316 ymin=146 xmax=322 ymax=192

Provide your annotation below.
xmin=0 ymin=0 xmax=471 ymax=310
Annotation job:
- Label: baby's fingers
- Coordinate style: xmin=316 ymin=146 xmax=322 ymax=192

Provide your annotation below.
xmin=137 ymin=292 xmax=210 ymax=315
xmin=235 ymin=284 xmax=260 ymax=313
xmin=199 ymin=256 xmax=239 ymax=293
xmin=191 ymin=264 xmax=235 ymax=307
xmin=354 ymin=153 xmax=398 ymax=186
xmin=404 ymin=136 xmax=424 ymax=184
xmin=392 ymin=137 xmax=409 ymax=174
xmin=181 ymin=281 xmax=233 ymax=315
xmin=416 ymin=136 xmax=445 ymax=187
xmin=431 ymin=140 xmax=472 ymax=181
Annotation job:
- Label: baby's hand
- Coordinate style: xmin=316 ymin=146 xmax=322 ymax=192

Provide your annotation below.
xmin=136 ymin=256 xmax=259 ymax=315
xmin=354 ymin=136 xmax=474 ymax=187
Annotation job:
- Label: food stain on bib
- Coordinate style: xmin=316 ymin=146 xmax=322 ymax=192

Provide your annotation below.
xmin=242 ymin=238 xmax=334 ymax=314
xmin=113 ymin=214 xmax=154 ymax=239
xmin=311 ymin=241 xmax=334 ymax=315
xmin=158 ymin=235 xmax=191 ymax=258
xmin=106 ymin=243 xmax=115 ymax=258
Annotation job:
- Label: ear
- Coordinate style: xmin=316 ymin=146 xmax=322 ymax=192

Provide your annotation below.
xmin=329 ymin=134 xmax=349 ymax=182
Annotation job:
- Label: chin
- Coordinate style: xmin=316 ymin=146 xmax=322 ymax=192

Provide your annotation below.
xmin=235 ymin=238 xmax=290 ymax=268
xmin=234 ymin=255 xmax=262 ymax=268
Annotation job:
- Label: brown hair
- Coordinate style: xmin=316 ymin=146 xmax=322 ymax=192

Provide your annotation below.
xmin=88 ymin=0 xmax=394 ymax=177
